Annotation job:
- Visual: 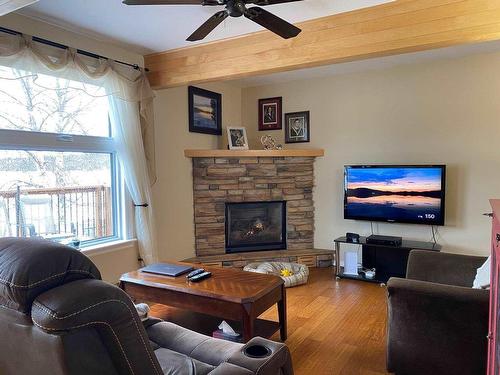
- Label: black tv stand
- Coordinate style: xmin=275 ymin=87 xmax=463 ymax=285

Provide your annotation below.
xmin=334 ymin=236 xmax=441 ymax=284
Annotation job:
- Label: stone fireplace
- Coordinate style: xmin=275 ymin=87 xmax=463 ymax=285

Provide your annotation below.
xmin=187 ymin=150 xmax=324 ymax=258
xmin=225 ymin=201 xmax=286 ymax=254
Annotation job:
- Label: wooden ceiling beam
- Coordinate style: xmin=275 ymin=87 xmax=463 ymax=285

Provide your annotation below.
xmin=144 ymin=0 xmax=500 ymax=89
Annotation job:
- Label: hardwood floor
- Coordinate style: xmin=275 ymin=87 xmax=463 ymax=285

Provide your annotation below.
xmin=261 ymin=267 xmax=389 ymax=375
xmin=151 ymin=267 xmax=390 ymax=375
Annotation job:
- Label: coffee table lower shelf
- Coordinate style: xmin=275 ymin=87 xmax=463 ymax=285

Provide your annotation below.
xmin=151 ymin=305 xmax=280 ymax=342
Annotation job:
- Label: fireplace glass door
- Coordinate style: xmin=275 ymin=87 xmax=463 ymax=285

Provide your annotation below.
xmin=225 ymin=201 xmax=286 ymax=253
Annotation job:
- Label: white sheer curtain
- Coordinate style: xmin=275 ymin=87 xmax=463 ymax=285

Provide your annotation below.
xmin=0 ymin=32 xmax=158 ymax=264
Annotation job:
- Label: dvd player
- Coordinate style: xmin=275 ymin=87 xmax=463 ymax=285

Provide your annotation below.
xmin=366 ymin=234 xmax=402 ymax=247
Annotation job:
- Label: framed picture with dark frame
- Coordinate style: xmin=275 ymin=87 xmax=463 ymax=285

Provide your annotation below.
xmin=258 ymin=97 xmax=282 ymax=131
xmin=188 ymin=86 xmax=222 ymax=135
xmin=285 ymin=111 xmax=310 ymax=143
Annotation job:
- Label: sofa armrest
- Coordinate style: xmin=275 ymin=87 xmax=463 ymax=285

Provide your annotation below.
xmin=31 ymin=279 xmax=163 ymax=375
xmin=226 ymin=337 xmax=293 ymax=375
xmin=387 ymin=277 xmax=489 ymax=375
xmin=407 ymin=250 xmax=487 ymax=287
xmin=147 ymin=323 xmax=293 ymax=375
xmin=147 ymin=321 xmax=244 ymax=367
xmin=209 ymin=363 xmax=254 ymax=374
xmin=147 ymin=322 xmax=293 ymax=375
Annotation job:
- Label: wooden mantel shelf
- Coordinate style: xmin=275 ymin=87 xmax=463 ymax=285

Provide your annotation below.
xmin=184 ymin=149 xmax=324 ymax=158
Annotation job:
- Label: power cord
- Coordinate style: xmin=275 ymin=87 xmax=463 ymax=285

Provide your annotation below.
xmin=431 ymin=225 xmax=438 ymax=245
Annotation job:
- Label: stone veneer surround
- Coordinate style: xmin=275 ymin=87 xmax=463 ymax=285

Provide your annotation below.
xmin=191 ymin=156 xmax=318 ymax=257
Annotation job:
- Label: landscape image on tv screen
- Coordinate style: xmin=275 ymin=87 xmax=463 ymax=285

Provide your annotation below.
xmin=344 ymin=166 xmax=445 ymax=225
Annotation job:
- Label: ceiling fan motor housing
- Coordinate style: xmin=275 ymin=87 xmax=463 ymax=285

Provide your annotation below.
xmin=227 ymin=0 xmax=246 ymax=17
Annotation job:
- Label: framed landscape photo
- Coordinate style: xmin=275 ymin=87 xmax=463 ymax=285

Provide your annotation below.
xmin=189 ymin=86 xmax=222 ymax=135
xmin=227 ymin=127 xmax=249 ymax=150
xmin=258 ymin=97 xmax=282 ymax=131
xmin=285 ymin=111 xmax=310 ymax=144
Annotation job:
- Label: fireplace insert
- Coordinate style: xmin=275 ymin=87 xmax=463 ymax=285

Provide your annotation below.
xmin=225 ymin=201 xmax=286 ymax=254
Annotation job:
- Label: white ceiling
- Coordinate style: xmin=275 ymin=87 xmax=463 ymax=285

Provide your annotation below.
xmin=0 ymin=0 xmax=38 ymax=16
xmin=17 ymin=0 xmax=394 ymax=54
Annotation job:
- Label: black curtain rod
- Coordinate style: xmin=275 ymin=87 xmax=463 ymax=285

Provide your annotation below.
xmin=0 ymin=26 xmax=149 ymax=72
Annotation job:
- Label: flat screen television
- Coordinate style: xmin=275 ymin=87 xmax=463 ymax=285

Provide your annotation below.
xmin=344 ymin=165 xmax=446 ymax=226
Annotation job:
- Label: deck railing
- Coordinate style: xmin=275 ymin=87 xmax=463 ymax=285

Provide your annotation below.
xmin=0 ymin=185 xmax=113 ymax=240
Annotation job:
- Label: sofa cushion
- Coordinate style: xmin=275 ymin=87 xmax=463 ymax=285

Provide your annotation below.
xmin=0 ymin=237 xmax=101 ymax=313
xmin=473 ymin=256 xmax=491 ymax=289
xmin=154 ymin=348 xmax=214 ymax=375
xmin=147 ymin=322 xmax=243 ymax=367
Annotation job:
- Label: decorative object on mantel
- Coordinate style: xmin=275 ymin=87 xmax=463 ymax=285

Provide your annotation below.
xmin=188 ymin=86 xmax=222 ymax=135
xmin=260 ymin=135 xmax=283 ymax=150
xmin=227 ymin=126 xmax=249 ymax=150
xmin=285 ymin=111 xmax=310 ymax=143
xmin=259 ymin=97 xmax=282 ymax=131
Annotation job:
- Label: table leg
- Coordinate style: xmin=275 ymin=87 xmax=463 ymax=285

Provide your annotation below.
xmin=242 ymin=304 xmax=254 ymax=343
xmin=278 ymin=285 xmax=287 ymax=341
xmin=335 ymin=241 xmax=341 ymax=279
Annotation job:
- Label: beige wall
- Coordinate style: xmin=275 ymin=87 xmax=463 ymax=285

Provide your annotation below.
xmin=241 ymin=52 xmax=500 ymax=256
xmin=152 ymin=82 xmax=242 ymax=261
xmin=86 ymin=242 xmax=139 ymax=283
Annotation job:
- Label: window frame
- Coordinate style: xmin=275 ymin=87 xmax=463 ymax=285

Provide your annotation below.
xmin=0 ymin=128 xmax=124 ymax=247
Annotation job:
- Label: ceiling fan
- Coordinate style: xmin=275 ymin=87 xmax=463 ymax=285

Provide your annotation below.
xmin=122 ymin=0 xmax=303 ymax=42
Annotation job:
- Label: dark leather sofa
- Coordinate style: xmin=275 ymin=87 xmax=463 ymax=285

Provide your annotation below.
xmin=0 ymin=237 xmax=293 ymax=375
xmin=387 ymin=249 xmax=489 ymax=375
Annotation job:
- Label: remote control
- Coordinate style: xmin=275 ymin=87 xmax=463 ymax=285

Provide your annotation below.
xmin=188 ymin=271 xmax=212 ymax=282
xmin=186 ymin=268 xmax=205 ymax=278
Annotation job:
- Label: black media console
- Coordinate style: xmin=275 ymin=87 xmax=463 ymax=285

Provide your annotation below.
xmin=333 ymin=236 xmax=441 ymax=284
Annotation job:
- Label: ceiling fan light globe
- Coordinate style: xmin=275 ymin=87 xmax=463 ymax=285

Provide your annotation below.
xmin=227 ymin=0 xmax=246 ymax=17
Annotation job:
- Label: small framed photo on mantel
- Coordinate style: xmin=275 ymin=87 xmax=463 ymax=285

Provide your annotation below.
xmin=188 ymin=86 xmax=222 ymax=135
xmin=285 ymin=111 xmax=310 ymax=144
xmin=227 ymin=127 xmax=249 ymax=150
xmin=258 ymin=97 xmax=282 ymax=131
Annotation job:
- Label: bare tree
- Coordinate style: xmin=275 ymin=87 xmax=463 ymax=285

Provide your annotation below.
xmin=0 ymin=70 xmax=102 ymax=190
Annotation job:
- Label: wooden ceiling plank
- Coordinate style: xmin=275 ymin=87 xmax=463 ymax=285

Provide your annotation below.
xmin=146 ymin=0 xmax=463 ymax=64
xmin=155 ymin=9 xmax=500 ymax=75
xmin=145 ymin=0 xmax=500 ymax=89
xmin=145 ymin=0 xmax=466 ymax=65
xmin=145 ymin=0 xmax=500 ymax=74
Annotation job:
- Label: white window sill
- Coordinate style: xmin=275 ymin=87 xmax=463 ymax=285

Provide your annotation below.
xmin=80 ymin=239 xmax=138 ymax=257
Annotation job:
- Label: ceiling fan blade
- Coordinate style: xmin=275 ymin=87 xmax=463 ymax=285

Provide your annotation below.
xmin=187 ymin=10 xmax=229 ymax=41
xmin=244 ymin=7 xmax=301 ymax=39
xmin=123 ymin=0 xmax=217 ymax=5
xmin=250 ymin=0 xmax=303 ymax=5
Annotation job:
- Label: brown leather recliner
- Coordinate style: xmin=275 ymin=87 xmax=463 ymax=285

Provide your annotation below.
xmin=0 ymin=237 xmax=294 ymax=375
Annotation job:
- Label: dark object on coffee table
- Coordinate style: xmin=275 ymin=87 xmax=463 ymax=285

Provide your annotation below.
xmin=188 ymin=271 xmax=212 ymax=282
xmin=141 ymin=263 xmax=194 ymax=277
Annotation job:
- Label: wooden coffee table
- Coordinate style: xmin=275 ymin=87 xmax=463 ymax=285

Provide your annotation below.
xmin=120 ymin=264 xmax=287 ymax=343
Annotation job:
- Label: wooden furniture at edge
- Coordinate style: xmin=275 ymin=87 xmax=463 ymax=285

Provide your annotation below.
xmin=120 ymin=264 xmax=287 ymax=343
xmin=488 ymin=199 xmax=500 ymax=375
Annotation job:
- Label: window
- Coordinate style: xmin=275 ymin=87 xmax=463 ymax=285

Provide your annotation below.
xmin=0 ymin=66 xmax=121 ymax=246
